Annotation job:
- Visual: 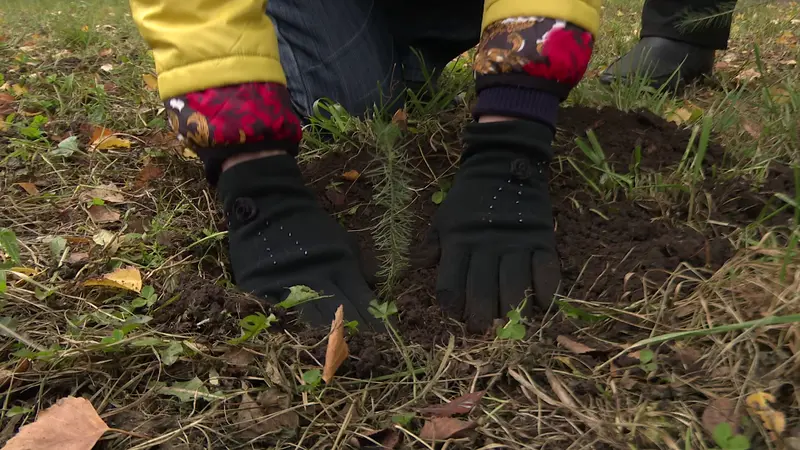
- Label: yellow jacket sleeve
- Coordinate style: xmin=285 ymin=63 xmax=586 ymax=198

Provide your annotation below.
xmin=129 ymin=0 xmax=286 ymax=100
xmin=483 ymin=0 xmax=601 ymax=35
xmin=130 ymin=0 xmax=600 ymax=102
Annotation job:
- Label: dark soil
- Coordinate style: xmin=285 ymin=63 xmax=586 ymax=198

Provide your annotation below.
xmin=156 ymin=106 xmax=793 ymax=376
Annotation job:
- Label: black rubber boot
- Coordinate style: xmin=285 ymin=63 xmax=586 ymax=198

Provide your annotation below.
xmin=599 ymin=37 xmax=715 ymax=90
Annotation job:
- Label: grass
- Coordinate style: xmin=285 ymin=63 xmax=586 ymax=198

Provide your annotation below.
xmin=1 ymin=0 xmax=800 ymax=448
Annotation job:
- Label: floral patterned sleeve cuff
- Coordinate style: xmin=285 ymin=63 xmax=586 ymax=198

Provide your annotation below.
xmin=166 ymin=82 xmax=302 ymax=185
xmin=472 ymin=17 xmax=594 ymax=128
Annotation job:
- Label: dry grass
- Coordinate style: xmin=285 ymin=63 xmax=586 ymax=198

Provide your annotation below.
xmin=1 ymin=0 xmax=799 ymax=449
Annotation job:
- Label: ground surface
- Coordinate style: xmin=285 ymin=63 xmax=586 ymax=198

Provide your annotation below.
xmin=1 ymin=0 xmax=799 ymax=449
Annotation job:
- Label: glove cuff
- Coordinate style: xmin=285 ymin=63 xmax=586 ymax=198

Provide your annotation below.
xmin=166 ymin=82 xmax=303 ymax=186
xmin=472 ymin=86 xmax=559 ymax=130
xmin=462 ymin=120 xmax=554 ymax=163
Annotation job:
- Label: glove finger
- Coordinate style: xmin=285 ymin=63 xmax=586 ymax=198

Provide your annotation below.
xmin=410 ymin=228 xmax=441 ymax=270
xmin=499 ymin=251 xmax=533 ymax=317
xmin=531 ymin=251 xmax=561 ymax=311
xmin=335 ymin=269 xmax=383 ymax=331
xmin=435 ymin=246 xmax=470 ymax=321
xmin=465 ymin=252 xmax=499 ymax=333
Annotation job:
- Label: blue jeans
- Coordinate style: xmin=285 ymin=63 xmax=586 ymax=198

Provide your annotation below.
xmin=267 ymin=0 xmax=483 ymax=120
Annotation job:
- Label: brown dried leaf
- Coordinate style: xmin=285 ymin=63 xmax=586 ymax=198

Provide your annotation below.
xmin=87 ymin=204 xmax=120 ymax=223
xmin=222 ymin=348 xmax=255 ymax=367
xmin=135 ymin=163 xmax=164 ymax=189
xmin=0 ymin=359 xmax=30 ymax=388
xmin=355 ymin=428 xmax=401 ymax=449
xmin=341 ymin=169 xmax=360 ymax=181
xmin=391 ymin=109 xmax=408 ymax=130
xmin=419 ymin=417 xmax=476 ymax=441
xmin=545 ymin=369 xmax=578 ymax=408
xmin=236 ymin=389 xmax=299 ymax=438
xmin=80 ymin=184 xmax=125 ymax=204
xmin=3 ymin=396 xmax=108 ymax=450
xmin=419 ymin=391 xmax=485 ymax=417
xmin=16 ymin=182 xmax=39 ymax=196
xmin=322 ymin=304 xmax=349 ymax=383
xmin=742 ymin=120 xmax=762 ymax=139
xmin=0 ymin=93 xmax=15 ymax=115
xmin=701 ymin=397 xmax=739 ymax=436
xmin=556 ymin=335 xmax=595 ymax=354
xmin=735 ymin=68 xmax=761 ymax=82
xmin=67 ymin=252 xmax=89 ymax=264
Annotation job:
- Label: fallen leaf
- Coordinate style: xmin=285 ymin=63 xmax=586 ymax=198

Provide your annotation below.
xmin=556 ymin=335 xmax=596 ymax=354
xmin=87 ymin=204 xmax=120 ymax=223
xmin=232 ymin=388 xmax=299 ymax=438
xmin=746 ymin=391 xmax=786 ymax=438
xmin=419 ymin=391 xmax=485 ymax=417
xmin=142 ymin=73 xmax=158 ymax=91
xmin=702 ymin=398 xmax=740 ymax=436
xmin=99 ymin=64 xmax=113 ymax=72
xmin=776 ymin=31 xmax=798 ymax=46
xmin=222 ymin=348 xmax=255 ymax=367
xmin=157 ymin=377 xmax=224 ymax=402
xmin=391 ymin=108 xmax=408 ymax=130
xmin=780 ymin=59 xmax=797 ymax=66
xmin=0 ymin=93 xmax=15 ymax=115
xmin=92 ymin=229 xmax=116 ymax=247
xmin=354 ymin=428 xmax=401 ymax=449
xmin=80 ymin=184 xmax=125 ymax=204
xmin=182 ymin=148 xmax=198 ymax=159
xmin=419 ymin=417 xmax=477 ymax=441
xmin=135 ymin=163 xmax=163 ymax=189
xmin=0 ymin=116 xmax=8 ymax=132
xmin=322 ymin=304 xmax=349 ymax=383
xmin=735 ymin=68 xmax=761 ymax=82
xmin=0 ymin=359 xmax=30 ymax=388
xmin=98 ymin=48 xmax=113 ymax=57
xmin=341 ymin=169 xmax=361 ymax=181
xmin=89 ymin=126 xmax=131 ymax=151
xmin=81 ymin=25 xmax=90 ymax=32
xmin=11 ymin=84 xmax=27 ymax=96
xmin=666 ymin=107 xmax=694 ymax=125
xmin=2 ymin=396 xmax=108 ymax=450
xmin=15 ymin=182 xmax=39 ymax=196
xmin=83 ymin=266 xmax=142 ymax=293
xmin=742 ymin=120 xmax=762 ymax=139
xmin=67 ymin=252 xmax=89 ymax=264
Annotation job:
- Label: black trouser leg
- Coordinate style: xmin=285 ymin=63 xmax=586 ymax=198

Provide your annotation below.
xmin=641 ymin=0 xmax=737 ymax=49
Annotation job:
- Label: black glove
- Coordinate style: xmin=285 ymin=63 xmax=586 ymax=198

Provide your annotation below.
xmin=218 ymin=154 xmax=378 ymax=329
xmin=428 ymin=120 xmax=560 ymax=332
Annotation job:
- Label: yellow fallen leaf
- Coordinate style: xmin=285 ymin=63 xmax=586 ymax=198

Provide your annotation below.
xmin=392 ymin=108 xmax=408 ymax=130
xmin=341 ymin=170 xmax=360 ymax=181
xmin=92 ymin=135 xmax=131 ymax=151
xmin=142 ymin=73 xmax=158 ymax=91
xmin=746 ymin=391 xmax=786 ymax=439
xmin=16 ymin=182 xmax=39 ymax=195
xmin=182 ymin=148 xmax=198 ymax=159
xmin=83 ymin=266 xmax=142 ymax=293
xmin=81 ymin=25 xmax=90 ymax=32
xmin=2 ymin=396 xmax=108 ymax=450
xmin=10 ymin=267 xmax=39 ymax=277
xmin=322 ymin=304 xmax=349 ymax=383
xmin=11 ymin=84 xmax=27 ymax=96
xmin=0 ymin=116 xmax=8 ymax=132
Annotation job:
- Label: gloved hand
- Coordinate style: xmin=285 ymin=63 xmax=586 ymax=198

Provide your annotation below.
xmin=428 ymin=120 xmax=560 ymax=332
xmin=218 ymin=154 xmax=379 ymax=329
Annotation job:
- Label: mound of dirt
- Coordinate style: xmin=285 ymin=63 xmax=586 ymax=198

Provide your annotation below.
xmin=300 ymin=106 xmax=787 ymax=348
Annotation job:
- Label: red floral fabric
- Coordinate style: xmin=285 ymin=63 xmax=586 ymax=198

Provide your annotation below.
xmin=474 ymin=17 xmax=594 ymax=92
xmin=165 ymin=82 xmax=302 ymax=184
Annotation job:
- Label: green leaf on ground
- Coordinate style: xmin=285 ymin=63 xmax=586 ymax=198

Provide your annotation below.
xmin=227 ymin=313 xmax=276 ymax=345
xmin=0 ymin=228 xmax=21 ymax=265
xmin=158 ymin=340 xmax=184 ymax=366
xmin=51 ymin=136 xmax=79 ymax=157
xmin=276 ymin=285 xmax=327 ymax=309
xmin=48 ymin=236 xmax=67 ymax=260
xmin=497 ymin=322 xmax=525 ymax=340
xmin=157 ymin=377 xmax=224 ymax=402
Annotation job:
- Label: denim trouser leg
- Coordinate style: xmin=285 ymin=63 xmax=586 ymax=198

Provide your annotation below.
xmin=267 ymin=0 xmax=483 ymax=120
